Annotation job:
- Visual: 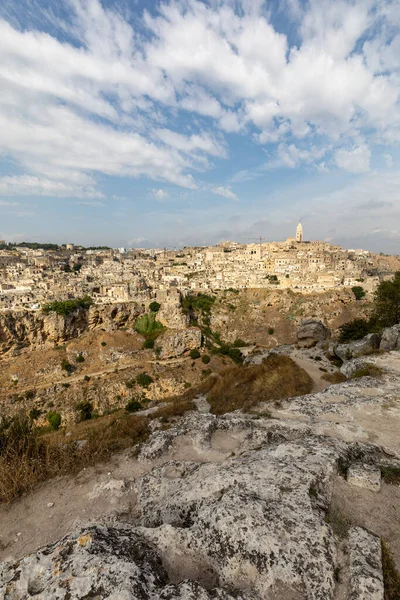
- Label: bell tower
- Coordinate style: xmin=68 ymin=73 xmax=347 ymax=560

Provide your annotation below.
xmin=296 ymin=221 xmax=303 ymax=243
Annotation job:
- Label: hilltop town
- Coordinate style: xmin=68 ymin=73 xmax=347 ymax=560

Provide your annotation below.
xmin=1 ymin=224 xmax=399 ymax=312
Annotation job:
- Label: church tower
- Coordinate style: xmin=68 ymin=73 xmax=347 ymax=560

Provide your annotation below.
xmin=296 ymin=221 xmax=303 ymax=243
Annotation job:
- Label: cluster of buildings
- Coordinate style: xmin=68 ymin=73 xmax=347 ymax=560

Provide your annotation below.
xmin=0 ymin=225 xmax=396 ymax=311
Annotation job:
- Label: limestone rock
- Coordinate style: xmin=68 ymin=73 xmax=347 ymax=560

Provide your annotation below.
xmin=296 ymin=319 xmax=331 ymax=346
xmin=347 ymin=463 xmax=381 ymax=492
xmin=334 ymin=333 xmax=381 ymax=362
xmin=379 ymin=324 xmax=400 ymax=351
xmin=157 ymin=328 xmax=202 ymax=360
xmin=340 ymin=358 xmax=371 ymax=378
xmin=348 ymin=527 xmax=384 ymax=600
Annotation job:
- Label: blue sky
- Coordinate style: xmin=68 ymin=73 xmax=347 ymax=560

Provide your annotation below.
xmin=0 ymin=0 xmax=399 ymax=251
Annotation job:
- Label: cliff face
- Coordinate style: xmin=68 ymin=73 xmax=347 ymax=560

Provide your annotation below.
xmin=1 ymin=350 xmax=400 ymax=599
xmin=0 ymin=303 xmax=143 ymax=352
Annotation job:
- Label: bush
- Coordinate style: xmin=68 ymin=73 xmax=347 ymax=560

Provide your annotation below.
xmin=202 ymin=354 xmax=210 ymax=364
xmin=143 ymin=338 xmax=155 ymax=349
xmin=352 ymin=285 xmax=366 ymax=301
xmin=83 ymin=375 xmax=91 ymax=382
xmin=47 ymin=411 xmax=62 ymax=430
xmin=101 ymin=341 xmax=107 ymax=347
xmin=233 ymin=338 xmax=247 ymax=347
xmin=373 ymin=272 xmax=400 ymax=327
xmin=125 ymin=399 xmax=143 ymax=413
xmin=268 ymin=327 xmax=275 ymax=335
xmin=125 ymin=379 xmax=135 ymax=389
xmin=29 ymin=408 xmax=41 ymax=421
xmin=75 ymin=401 xmax=93 ymax=422
xmin=134 ymin=312 xmax=165 ymax=341
xmin=189 ymin=348 xmax=200 ymax=359
xmin=149 ymin=301 xmax=161 ymax=313
xmin=338 ymin=318 xmax=377 ymax=342
xmin=42 ymin=295 xmax=93 ymax=316
xmin=76 ymin=353 xmax=85 ymax=363
xmin=136 ymin=373 xmax=153 ymax=387
xmin=61 ymin=359 xmax=74 ymax=373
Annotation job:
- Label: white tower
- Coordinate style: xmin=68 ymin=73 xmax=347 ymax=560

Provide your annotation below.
xmin=296 ymin=221 xmax=303 ymax=243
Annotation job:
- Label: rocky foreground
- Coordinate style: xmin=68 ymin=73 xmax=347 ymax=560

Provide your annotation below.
xmin=1 ymin=350 xmax=400 ymax=599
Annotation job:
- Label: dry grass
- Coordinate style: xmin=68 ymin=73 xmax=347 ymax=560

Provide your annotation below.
xmin=0 ymin=413 xmax=150 ymax=504
xmin=350 ymin=364 xmax=384 ymax=379
xmin=321 ymin=371 xmax=347 ymax=384
xmin=382 ymin=539 xmax=400 ymax=600
xmin=153 ymin=398 xmax=195 ymax=423
xmin=198 ymin=354 xmax=313 ymax=415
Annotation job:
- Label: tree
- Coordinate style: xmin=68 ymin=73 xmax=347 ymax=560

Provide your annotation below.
xmin=373 ymin=272 xmax=400 ymax=327
xmin=149 ymin=301 xmax=161 ymax=313
xmin=352 ymin=286 xmax=366 ymax=301
xmin=189 ymin=348 xmax=200 ymax=359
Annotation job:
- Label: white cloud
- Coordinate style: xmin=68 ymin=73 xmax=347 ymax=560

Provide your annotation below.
xmin=152 ymin=189 xmax=169 ymax=201
xmin=384 ymin=154 xmax=393 ymax=168
xmin=212 ymin=186 xmax=239 ymax=201
xmin=0 ymin=0 xmax=398 ymax=201
xmin=335 ymin=145 xmax=371 ymax=173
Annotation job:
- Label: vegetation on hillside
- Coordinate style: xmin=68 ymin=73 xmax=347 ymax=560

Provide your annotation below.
xmin=193 ymin=354 xmax=313 ymax=415
xmin=134 ymin=311 xmax=165 ymax=342
xmin=339 ymin=272 xmax=400 ymax=342
xmin=42 ymin=295 xmax=93 ymax=316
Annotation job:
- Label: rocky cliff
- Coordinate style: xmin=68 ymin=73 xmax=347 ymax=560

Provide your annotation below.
xmin=1 ymin=349 xmax=399 ymax=599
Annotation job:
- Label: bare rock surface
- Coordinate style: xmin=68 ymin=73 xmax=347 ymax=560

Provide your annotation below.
xmin=296 ymin=319 xmax=331 ymax=346
xmin=334 ymin=333 xmax=381 ymax=362
xmin=347 ymin=464 xmax=381 ymax=493
xmin=1 ymin=353 xmax=400 ymax=599
xmin=379 ymin=323 xmax=400 ymax=351
xmin=157 ymin=327 xmax=202 ymax=359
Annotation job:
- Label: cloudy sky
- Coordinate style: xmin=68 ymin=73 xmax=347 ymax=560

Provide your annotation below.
xmin=0 ymin=0 xmax=399 ymax=252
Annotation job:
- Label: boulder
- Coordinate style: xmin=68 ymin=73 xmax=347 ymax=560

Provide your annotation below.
xmin=157 ymin=328 xmax=202 ymax=360
xmin=340 ymin=358 xmax=372 ymax=378
xmin=335 ymin=333 xmax=381 ymax=362
xmin=379 ymin=324 xmax=400 ymax=351
xmin=296 ymin=319 xmax=331 ymax=346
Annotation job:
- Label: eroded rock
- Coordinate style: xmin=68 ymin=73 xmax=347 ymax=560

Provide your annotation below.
xmin=297 ymin=319 xmax=331 ymax=347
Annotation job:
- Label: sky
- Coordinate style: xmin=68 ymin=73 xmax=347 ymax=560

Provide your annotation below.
xmin=0 ymin=0 xmax=399 ymax=252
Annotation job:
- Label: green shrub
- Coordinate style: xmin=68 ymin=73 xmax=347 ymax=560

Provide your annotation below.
xmin=125 ymin=399 xmax=143 ymax=413
xmin=134 ymin=312 xmax=165 ymax=341
xmin=47 ymin=411 xmax=61 ymax=430
xmin=29 ymin=408 xmax=41 ymax=421
xmin=61 ymin=382 xmax=70 ymax=388
xmin=42 ymin=295 xmax=93 ymax=316
xmin=101 ymin=341 xmax=107 ymax=347
xmin=75 ymin=401 xmax=93 ymax=422
xmin=233 ymin=338 xmax=246 ymax=347
xmin=75 ymin=353 xmax=85 ymax=363
xmin=149 ymin=301 xmax=161 ymax=313
xmin=136 ymin=373 xmax=153 ymax=387
xmin=352 ymin=285 xmax=366 ymax=301
xmin=143 ymin=338 xmax=155 ymax=349
xmin=268 ymin=327 xmax=275 ymax=335
xmin=202 ymin=354 xmax=210 ymax=364
xmin=61 ymin=359 xmax=74 ymax=373
xmin=125 ymin=379 xmax=135 ymax=389
xmin=338 ymin=318 xmax=377 ymax=342
xmin=83 ymin=375 xmax=91 ymax=382
xmin=189 ymin=348 xmax=200 ymax=359
xmin=373 ymin=272 xmax=400 ymax=327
